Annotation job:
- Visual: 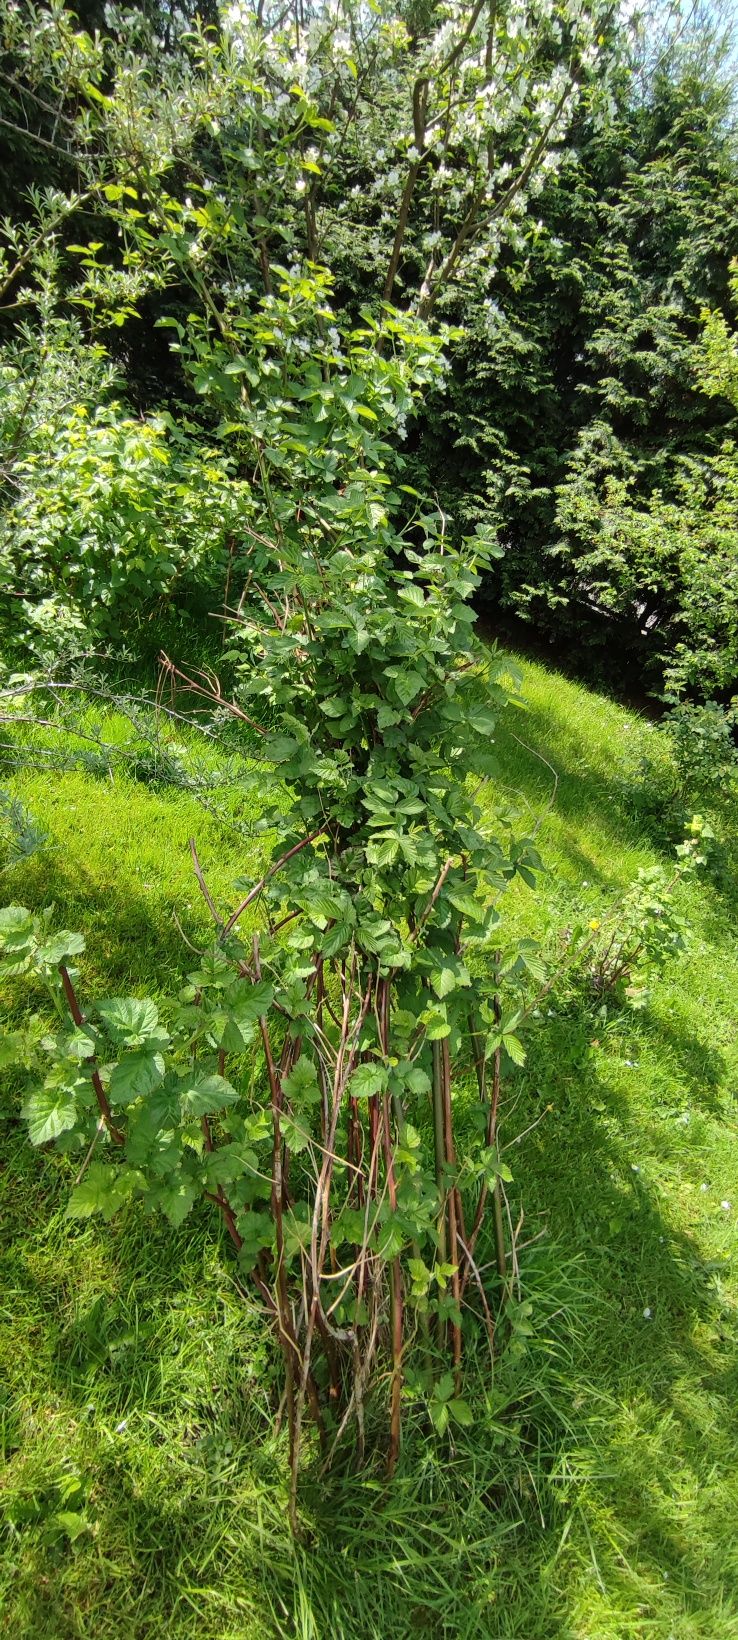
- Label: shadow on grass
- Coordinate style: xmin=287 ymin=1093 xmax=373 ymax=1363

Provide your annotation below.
xmin=2 ymin=687 xmax=738 ymax=1637
xmin=3 ymin=978 xmax=737 ymax=1639
xmin=0 ymin=849 xmax=238 ymax=1001
xmin=497 ymin=695 xmax=738 ymax=915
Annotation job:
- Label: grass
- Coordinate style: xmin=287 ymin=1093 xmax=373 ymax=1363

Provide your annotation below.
xmin=2 ymin=655 xmax=738 ymax=1638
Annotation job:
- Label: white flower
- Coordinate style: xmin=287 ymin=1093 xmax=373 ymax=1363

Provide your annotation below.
xmin=700 ymin=1182 xmax=709 ymax=1193
xmin=631 ymin=1164 xmax=640 ymax=1173
xmin=643 ymin=1307 xmax=652 ymax=1319
xmin=721 ymin=1200 xmax=732 ymax=1212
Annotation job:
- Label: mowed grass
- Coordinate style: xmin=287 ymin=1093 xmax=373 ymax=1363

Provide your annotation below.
xmin=1 ymin=656 xmax=738 ymax=1639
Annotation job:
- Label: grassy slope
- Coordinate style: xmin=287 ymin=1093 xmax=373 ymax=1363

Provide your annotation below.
xmin=1 ymin=657 xmax=737 ymax=1640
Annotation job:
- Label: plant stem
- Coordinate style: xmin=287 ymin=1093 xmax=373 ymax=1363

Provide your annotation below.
xmin=58 ymin=964 xmax=124 ymax=1146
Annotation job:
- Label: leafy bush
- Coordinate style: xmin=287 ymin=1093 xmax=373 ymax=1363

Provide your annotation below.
xmin=0 ymin=335 xmax=246 ymax=661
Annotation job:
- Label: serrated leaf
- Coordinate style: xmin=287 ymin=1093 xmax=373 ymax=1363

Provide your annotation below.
xmin=430 ymin=963 xmax=457 ymax=999
xmin=98 ymin=997 xmax=160 ymax=1048
xmin=394 ymin=669 xmax=425 ymax=705
xmin=237 ymin=1208 xmax=274 ymax=1270
xmin=430 ymin=1399 xmax=449 ymax=1434
xmin=109 ymin=1050 xmax=165 ymax=1105
xmin=281 ymin=1113 xmax=311 ymax=1154
xmin=447 ymin=887 xmax=485 ymax=922
xmin=424 ymin=1009 xmax=450 ymax=1041
xmin=204 ymin=1143 xmax=258 ymax=1186
xmin=22 ymin=1084 xmax=77 ymax=1145
xmin=65 ymin=1028 xmax=97 ymax=1060
xmin=218 ymin=1011 xmax=256 ymax=1053
xmin=468 ymin=707 xmax=497 ymax=736
xmin=321 ymin=921 xmax=352 ymax=958
xmin=151 ymin=1177 xmax=198 ymax=1227
xmin=375 ymin=1216 xmax=405 ymax=1259
xmin=0 ymin=1029 xmax=26 ymax=1068
xmin=179 ymin=1072 xmax=239 ymax=1118
xmin=67 ymin=1162 xmax=141 ymax=1220
xmin=282 ymin=1054 xmax=321 ymax=1108
xmin=37 ymin=931 xmax=86 ymax=965
xmin=350 ymin=1062 xmax=389 ymax=1100
xmin=367 ymin=834 xmax=400 ymax=867
xmin=502 ymin=1033 xmax=526 ymax=1066
xmin=410 ymin=1069 xmax=433 ymax=1098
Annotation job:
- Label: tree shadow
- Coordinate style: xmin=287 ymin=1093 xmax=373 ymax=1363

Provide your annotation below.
xmin=472 ymin=998 xmax=738 ymax=1637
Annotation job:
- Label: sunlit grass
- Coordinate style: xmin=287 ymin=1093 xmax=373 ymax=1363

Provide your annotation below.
xmin=1 ymin=657 xmax=737 ymax=1638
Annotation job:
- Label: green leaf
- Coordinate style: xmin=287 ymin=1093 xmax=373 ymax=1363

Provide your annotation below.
xmin=448 ymin=1397 xmax=474 ymax=1428
xmin=502 ymin=1033 xmax=526 ymax=1067
xmin=423 ymin=1008 xmax=450 ymax=1041
xmin=467 ymin=707 xmax=497 ymax=736
xmin=397 ymin=582 xmax=425 ymax=608
xmin=281 ymin=1113 xmax=311 ymax=1154
xmin=22 ymin=1084 xmax=77 ymax=1145
xmin=321 ymin=921 xmax=353 ymax=958
xmin=447 ymin=887 xmax=485 ymax=922
xmin=367 ymin=834 xmax=400 ymax=867
xmin=0 ymin=1029 xmax=26 ymax=1068
xmin=375 ymin=1215 xmax=405 ymax=1259
xmin=237 ymin=1209 xmax=274 ymax=1271
xmin=37 ymin=931 xmax=86 ymax=965
xmin=151 ymin=1177 xmax=198 ymax=1228
xmin=394 ymin=670 xmax=425 ymax=705
xmin=350 ymin=1062 xmax=389 ymax=1100
xmin=0 ymin=906 xmax=37 ymax=974
xmin=435 ymin=1371 xmax=455 ymax=1403
xmin=52 ymin=1511 xmax=89 ymax=1541
xmin=430 ymin=962 xmax=458 ymax=999
xmin=266 ymin=735 xmax=299 ymax=764
xmin=403 ymin=1069 xmax=432 ymax=1095
xmin=109 ymin=1050 xmax=165 ymax=1105
xmin=232 ymin=980 xmax=274 ymax=1021
xmin=65 ymin=1028 xmax=97 ymax=1060
xmin=218 ymin=1010 xmax=256 ymax=1053
xmin=97 ymin=997 xmax=161 ymax=1048
xmin=282 ymin=1054 xmax=321 ymax=1108
xmin=429 ymin=1399 xmax=449 ymax=1434
xmin=179 ymin=1072 xmax=239 ymax=1118
xmin=187 ymin=950 xmax=233 ymax=989
xmin=204 ymin=1143 xmax=258 ymax=1186
xmin=283 ymin=1202 xmax=313 ymax=1257
xmin=67 ymin=1162 xmax=141 ymax=1220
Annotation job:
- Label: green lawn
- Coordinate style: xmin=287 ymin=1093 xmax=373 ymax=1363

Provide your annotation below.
xmin=1 ymin=656 xmax=737 ymax=1639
